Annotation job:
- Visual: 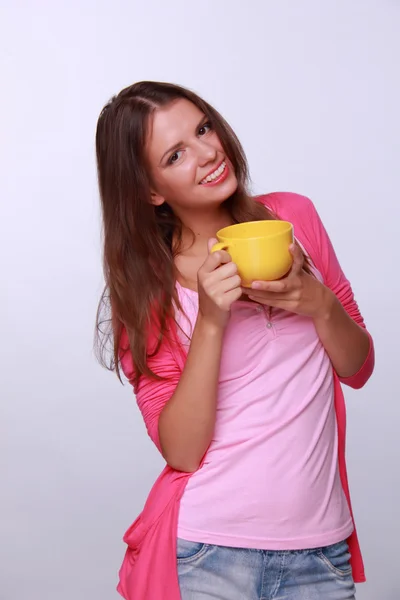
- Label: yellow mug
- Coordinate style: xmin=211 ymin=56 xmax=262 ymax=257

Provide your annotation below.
xmin=212 ymin=220 xmax=294 ymax=287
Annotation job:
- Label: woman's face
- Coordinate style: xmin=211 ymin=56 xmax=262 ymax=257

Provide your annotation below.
xmin=146 ymin=99 xmax=238 ymax=216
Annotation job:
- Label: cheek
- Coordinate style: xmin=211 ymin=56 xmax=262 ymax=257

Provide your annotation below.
xmin=165 ymin=162 xmax=197 ymax=193
xmin=213 ymin=135 xmax=225 ymax=152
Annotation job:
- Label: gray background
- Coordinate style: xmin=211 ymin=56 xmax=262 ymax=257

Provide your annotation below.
xmin=1 ymin=1 xmax=398 ymax=598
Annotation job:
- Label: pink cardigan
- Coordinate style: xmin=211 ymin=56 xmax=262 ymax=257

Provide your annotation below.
xmin=117 ymin=192 xmax=375 ymax=599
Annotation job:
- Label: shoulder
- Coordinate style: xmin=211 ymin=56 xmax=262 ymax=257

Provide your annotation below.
xmin=256 ymin=191 xmax=316 ymax=220
xmin=256 ymin=191 xmax=323 ymax=244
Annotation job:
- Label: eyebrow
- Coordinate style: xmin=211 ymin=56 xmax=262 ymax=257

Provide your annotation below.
xmin=159 ymin=115 xmax=208 ymax=164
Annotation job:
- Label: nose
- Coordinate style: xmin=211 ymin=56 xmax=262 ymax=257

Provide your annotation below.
xmin=196 ymin=139 xmax=218 ymax=167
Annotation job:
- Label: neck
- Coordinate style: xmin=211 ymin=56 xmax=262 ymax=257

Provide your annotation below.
xmin=176 ymin=205 xmax=233 ymax=255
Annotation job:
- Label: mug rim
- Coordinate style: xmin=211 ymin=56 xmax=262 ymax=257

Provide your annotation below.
xmin=216 ymin=219 xmax=293 ymax=241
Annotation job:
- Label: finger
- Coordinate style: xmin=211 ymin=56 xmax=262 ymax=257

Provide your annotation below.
xmin=225 ymin=286 xmax=243 ymax=305
xmin=207 ymin=260 xmax=238 ymax=282
xmin=289 ymin=242 xmax=304 ymax=275
xmin=203 ymin=249 xmax=232 ymax=272
xmin=249 ymin=279 xmax=290 ymax=293
xmin=244 ymin=288 xmax=284 ymax=302
xmin=207 ymin=238 xmax=218 ymax=254
xmin=247 ymin=294 xmax=286 ymax=308
xmin=221 ymin=273 xmax=242 ymax=293
xmin=247 ymin=294 xmax=273 ymax=306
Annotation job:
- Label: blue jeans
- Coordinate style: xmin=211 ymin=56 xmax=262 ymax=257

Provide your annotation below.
xmin=177 ymin=538 xmax=356 ymax=599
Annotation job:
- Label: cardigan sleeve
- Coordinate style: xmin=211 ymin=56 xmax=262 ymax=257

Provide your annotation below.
xmin=120 ymin=328 xmax=181 ymax=453
xmin=306 ymin=198 xmax=375 ymax=389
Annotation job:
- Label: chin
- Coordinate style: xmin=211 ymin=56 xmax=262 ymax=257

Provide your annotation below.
xmin=201 ymin=173 xmax=239 ymax=203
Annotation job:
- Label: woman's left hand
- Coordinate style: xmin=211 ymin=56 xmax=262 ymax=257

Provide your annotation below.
xmin=242 ymin=243 xmax=335 ymax=319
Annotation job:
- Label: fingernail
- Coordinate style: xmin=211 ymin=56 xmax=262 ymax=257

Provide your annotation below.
xmin=252 ymin=282 xmax=262 ymax=289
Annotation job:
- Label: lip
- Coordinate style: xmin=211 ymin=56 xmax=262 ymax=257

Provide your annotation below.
xmin=203 ymin=160 xmax=225 ymax=181
xmin=199 ymin=160 xmax=229 ymax=186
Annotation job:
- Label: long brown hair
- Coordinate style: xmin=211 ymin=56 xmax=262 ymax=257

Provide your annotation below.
xmin=95 ymin=81 xmax=300 ymax=382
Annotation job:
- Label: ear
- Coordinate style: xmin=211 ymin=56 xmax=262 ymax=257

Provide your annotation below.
xmin=149 ymin=190 xmax=165 ymax=206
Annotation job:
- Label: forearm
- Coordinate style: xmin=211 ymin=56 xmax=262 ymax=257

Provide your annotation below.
xmin=158 ymin=314 xmax=224 ymax=472
xmin=314 ymin=288 xmax=370 ymax=378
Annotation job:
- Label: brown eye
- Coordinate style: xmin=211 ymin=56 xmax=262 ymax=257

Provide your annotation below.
xmin=168 ymin=150 xmax=183 ymax=165
xmin=198 ymin=122 xmax=212 ymax=136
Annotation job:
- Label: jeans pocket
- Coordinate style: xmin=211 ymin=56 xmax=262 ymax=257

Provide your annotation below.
xmin=317 ymin=540 xmax=353 ymax=577
xmin=177 ymin=538 xmax=209 ymax=563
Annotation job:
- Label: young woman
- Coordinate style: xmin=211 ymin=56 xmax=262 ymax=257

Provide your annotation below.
xmin=95 ymin=81 xmax=374 ymax=600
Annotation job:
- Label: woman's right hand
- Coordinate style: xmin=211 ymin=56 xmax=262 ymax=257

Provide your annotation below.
xmin=197 ymin=238 xmax=242 ymax=329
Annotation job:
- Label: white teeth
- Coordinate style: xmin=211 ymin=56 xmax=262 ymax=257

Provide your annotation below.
xmin=201 ymin=161 xmax=226 ymax=184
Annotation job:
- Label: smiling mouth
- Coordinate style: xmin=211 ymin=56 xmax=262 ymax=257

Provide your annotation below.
xmin=200 ymin=161 xmax=227 ymax=184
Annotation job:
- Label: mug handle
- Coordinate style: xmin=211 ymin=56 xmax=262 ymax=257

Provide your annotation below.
xmin=211 ymin=242 xmax=229 ymax=253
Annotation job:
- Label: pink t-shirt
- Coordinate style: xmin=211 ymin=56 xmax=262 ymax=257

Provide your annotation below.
xmin=176 ymin=259 xmax=353 ymax=550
